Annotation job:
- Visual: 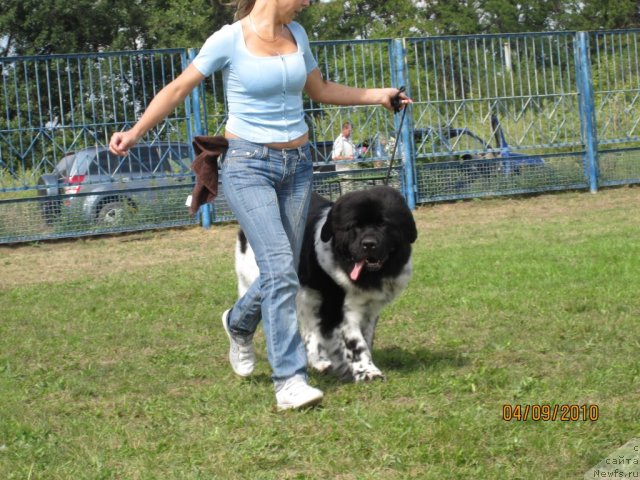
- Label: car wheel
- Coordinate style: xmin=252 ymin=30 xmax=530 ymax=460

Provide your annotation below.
xmin=97 ymin=201 xmax=131 ymax=225
xmin=37 ymin=174 xmax=62 ymax=225
xmin=40 ymin=200 xmax=62 ymax=225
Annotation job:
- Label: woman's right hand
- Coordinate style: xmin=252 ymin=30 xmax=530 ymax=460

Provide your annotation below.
xmin=108 ymin=64 xmax=206 ymax=157
xmin=109 ymin=130 xmax=139 ymax=156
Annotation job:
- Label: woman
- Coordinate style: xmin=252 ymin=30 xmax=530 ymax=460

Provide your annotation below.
xmin=109 ymin=0 xmax=411 ymax=410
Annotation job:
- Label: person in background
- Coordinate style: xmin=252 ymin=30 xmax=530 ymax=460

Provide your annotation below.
xmin=332 ymin=122 xmax=355 ymax=165
xmin=332 ymin=121 xmax=360 ymax=191
xmin=109 ymin=0 xmax=411 ymax=411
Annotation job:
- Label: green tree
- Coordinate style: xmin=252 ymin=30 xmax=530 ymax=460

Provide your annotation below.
xmin=298 ymin=0 xmax=431 ymax=41
xmin=0 ymin=0 xmax=146 ymax=55
xmin=141 ymin=0 xmax=233 ymax=49
xmin=423 ymin=1 xmax=485 ymax=35
xmin=421 ymin=0 xmax=567 ymax=34
xmin=478 ymin=0 xmax=563 ymax=33
xmin=1 ymin=0 xmax=639 ymax=56
xmin=554 ymin=0 xmax=639 ymax=30
xmin=0 ymin=0 xmax=233 ymax=56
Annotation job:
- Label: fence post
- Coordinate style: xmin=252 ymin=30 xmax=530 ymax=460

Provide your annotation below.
xmin=180 ymin=50 xmax=194 ymax=148
xmin=393 ymin=38 xmax=416 ymax=209
xmin=186 ymin=49 xmax=213 ymax=227
xmin=188 ymin=48 xmax=205 ymax=139
xmin=200 ymin=204 xmax=212 ymax=229
xmin=575 ymin=32 xmax=599 ymax=193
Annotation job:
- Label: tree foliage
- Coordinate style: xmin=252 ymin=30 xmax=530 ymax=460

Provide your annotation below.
xmin=0 ymin=0 xmax=147 ymax=55
xmin=298 ymin=0 xmax=432 ymax=40
xmin=555 ymin=0 xmax=639 ymax=30
xmin=141 ymin=0 xmax=233 ymax=49
xmin=0 ymin=0 xmax=639 ymax=55
xmin=0 ymin=0 xmax=234 ymax=56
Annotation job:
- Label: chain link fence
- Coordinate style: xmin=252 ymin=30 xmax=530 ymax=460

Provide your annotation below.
xmin=2 ymin=30 xmax=640 ymax=244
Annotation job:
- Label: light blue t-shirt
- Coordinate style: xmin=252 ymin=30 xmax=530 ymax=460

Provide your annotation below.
xmin=192 ymin=21 xmax=318 ymax=144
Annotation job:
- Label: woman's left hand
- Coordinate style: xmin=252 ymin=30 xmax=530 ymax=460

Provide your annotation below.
xmin=304 ymin=70 xmax=412 ymax=111
xmin=380 ymin=88 xmax=412 ymax=112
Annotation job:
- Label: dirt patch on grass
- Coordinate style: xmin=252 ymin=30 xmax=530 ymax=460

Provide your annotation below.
xmin=2 ymin=186 xmax=638 ymax=289
xmin=0 ymin=223 xmax=239 ymax=289
xmin=414 ymin=185 xmax=640 ymax=233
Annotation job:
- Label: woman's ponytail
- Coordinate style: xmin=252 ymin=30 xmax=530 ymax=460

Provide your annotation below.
xmin=230 ymin=0 xmax=256 ymax=21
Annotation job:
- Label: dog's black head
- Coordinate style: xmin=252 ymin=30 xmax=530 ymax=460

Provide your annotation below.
xmin=320 ymin=186 xmax=417 ymax=283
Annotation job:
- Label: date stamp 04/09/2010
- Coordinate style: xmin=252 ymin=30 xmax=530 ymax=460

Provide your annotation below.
xmin=500 ymin=406 xmax=639 ymax=477
xmin=502 ymin=403 xmax=600 ymax=422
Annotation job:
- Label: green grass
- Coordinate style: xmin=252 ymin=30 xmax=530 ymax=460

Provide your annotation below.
xmin=1 ymin=187 xmax=639 ymax=479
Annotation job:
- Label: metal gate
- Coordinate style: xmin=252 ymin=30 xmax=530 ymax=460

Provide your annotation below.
xmin=2 ymin=30 xmax=640 ymax=244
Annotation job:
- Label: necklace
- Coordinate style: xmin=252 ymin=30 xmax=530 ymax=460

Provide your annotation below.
xmin=248 ymin=14 xmax=284 ymax=43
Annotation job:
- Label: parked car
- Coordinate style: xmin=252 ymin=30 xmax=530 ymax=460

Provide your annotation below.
xmin=309 ymin=140 xmax=336 ymax=171
xmin=414 ymin=116 xmax=546 ymax=178
xmin=309 ymin=116 xmax=544 ymax=179
xmin=37 ymin=142 xmax=192 ymax=225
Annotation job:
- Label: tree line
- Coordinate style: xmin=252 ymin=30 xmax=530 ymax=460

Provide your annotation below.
xmin=1 ymin=0 xmax=639 ymax=56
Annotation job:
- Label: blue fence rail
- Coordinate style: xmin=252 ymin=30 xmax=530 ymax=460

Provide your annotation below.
xmin=1 ymin=30 xmax=640 ymax=244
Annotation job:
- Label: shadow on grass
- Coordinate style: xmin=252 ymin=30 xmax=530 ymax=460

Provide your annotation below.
xmin=375 ymin=346 xmax=469 ymax=373
xmin=307 ymin=346 xmax=469 ymax=393
xmin=239 ymin=347 xmax=469 ymax=393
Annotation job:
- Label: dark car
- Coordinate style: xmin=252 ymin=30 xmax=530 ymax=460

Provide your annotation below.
xmin=37 ymin=142 xmax=192 ymax=224
xmin=413 ymin=116 xmax=546 ymax=179
xmin=310 ymin=116 xmax=544 ymax=178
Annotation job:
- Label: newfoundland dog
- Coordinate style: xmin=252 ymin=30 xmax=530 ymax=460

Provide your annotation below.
xmin=236 ymin=186 xmax=417 ymax=382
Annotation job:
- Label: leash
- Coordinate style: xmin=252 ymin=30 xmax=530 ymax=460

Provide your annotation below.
xmin=384 ymin=86 xmax=407 ymax=185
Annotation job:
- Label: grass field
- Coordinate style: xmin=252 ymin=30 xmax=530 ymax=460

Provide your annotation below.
xmin=1 ymin=186 xmax=639 ymax=479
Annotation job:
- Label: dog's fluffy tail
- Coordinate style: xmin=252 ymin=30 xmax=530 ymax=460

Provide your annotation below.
xmin=235 ymin=230 xmax=259 ymax=297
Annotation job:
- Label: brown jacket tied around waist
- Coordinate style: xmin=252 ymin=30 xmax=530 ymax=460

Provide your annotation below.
xmin=189 ymin=135 xmax=228 ymax=215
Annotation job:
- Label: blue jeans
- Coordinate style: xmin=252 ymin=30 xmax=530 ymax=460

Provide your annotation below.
xmin=221 ymin=138 xmax=313 ymax=382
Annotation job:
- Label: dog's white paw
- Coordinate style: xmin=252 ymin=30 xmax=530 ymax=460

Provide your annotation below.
xmin=353 ymin=367 xmax=385 ymax=382
xmin=310 ymin=360 xmax=332 ymax=374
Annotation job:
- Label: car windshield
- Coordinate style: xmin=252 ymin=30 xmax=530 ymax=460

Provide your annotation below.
xmin=121 ymin=145 xmax=191 ymax=175
xmin=55 ymin=155 xmax=76 ymax=175
xmin=63 ymin=144 xmax=190 ymax=177
xmin=414 ymin=128 xmax=491 ymax=161
xmin=68 ymin=150 xmax=97 ymax=176
xmin=446 ymin=130 xmax=489 ymax=152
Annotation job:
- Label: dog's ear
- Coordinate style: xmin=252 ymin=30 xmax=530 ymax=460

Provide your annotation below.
xmin=385 ymin=199 xmax=417 ymax=244
xmin=402 ymin=212 xmax=417 ymax=244
xmin=407 ymin=219 xmax=418 ymax=244
xmin=320 ymin=208 xmax=334 ymax=241
xmin=396 ymin=197 xmax=417 ymax=244
xmin=398 ymin=209 xmax=418 ymax=244
xmin=391 ymin=213 xmax=417 ymax=244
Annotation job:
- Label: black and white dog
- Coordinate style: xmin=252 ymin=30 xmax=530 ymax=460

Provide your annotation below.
xmin=236 ymin=186 xmax=417 ymax=382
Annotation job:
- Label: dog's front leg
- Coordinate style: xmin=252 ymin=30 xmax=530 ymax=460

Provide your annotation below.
xmin=304 ymin=330 xmax=332 ymax=373
xmin=362 ymin=314 xmax=379 ymax=352
xmin=341 ymin=309 xmax=384 ymax=382
xmin=297 ymin=288 xmax=332 ymax=373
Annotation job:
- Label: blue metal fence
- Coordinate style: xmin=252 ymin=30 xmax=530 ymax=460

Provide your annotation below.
xmin=589 ymin=30 xmax=640 ymax=188
xmin=1 ymin=30 xmax=640 ymax=244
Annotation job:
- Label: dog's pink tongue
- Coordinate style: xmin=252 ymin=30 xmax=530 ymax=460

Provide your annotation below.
xmin=350 ymin=260 xmax=366 ymax=281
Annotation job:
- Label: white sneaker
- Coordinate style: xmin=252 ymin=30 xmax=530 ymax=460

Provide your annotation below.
xmin=276 ymin=376 xmax=324 ymax=411
xmin=221 ymin=309 xmax=255 ymax=377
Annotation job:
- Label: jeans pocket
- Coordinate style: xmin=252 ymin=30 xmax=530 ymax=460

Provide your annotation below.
xmin=299 ymin=145 xmax=313 ymax=165
xmin=222 ymin=147 xmax=262 ymax=173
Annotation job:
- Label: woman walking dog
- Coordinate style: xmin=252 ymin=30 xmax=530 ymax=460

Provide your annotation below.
xmin=109 ymin=0 xmax=411 ymax=410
